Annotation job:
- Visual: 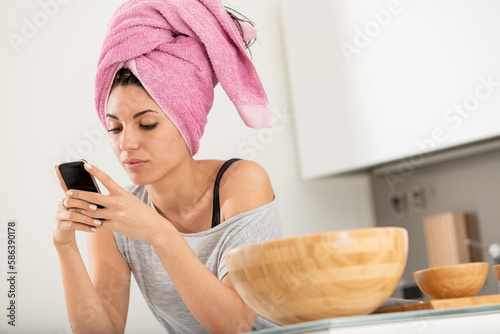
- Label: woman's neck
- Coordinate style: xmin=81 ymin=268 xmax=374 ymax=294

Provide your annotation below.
xmin=145 ymin=159 xmax=214 ymax=232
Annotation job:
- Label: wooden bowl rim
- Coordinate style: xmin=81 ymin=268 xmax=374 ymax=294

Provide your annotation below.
xmin=414 ymin=262 xmax=489 ymax=277
xmin=228 ymin=226 xmax=408 ymax=252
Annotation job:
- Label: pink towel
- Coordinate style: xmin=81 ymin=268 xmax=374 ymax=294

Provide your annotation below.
xmin=95 ymin=0 xmax=272 ymax=155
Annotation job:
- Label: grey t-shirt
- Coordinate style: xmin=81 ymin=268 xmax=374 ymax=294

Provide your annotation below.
xmin=113 ymin=184 xmax=282 ymax=333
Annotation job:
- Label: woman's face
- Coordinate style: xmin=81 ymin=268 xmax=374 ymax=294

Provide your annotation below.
xmin=106 ymin=84 xmax=190 ymax=185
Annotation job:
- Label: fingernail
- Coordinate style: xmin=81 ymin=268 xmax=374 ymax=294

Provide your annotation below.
xmin=93 ymin=219 xmax=102 ymax=226
xmin=90 ymin=227 xmax=97 ymax=232
xmin=69 ymin=208 xmax=79 ymax=213
xmin=89 ymin=204 xmax=98 ymax=211
xmin=85 ymin=163 xmax=92 ymax=169
xmin=67 ymin=190 xmax=73 ymax=196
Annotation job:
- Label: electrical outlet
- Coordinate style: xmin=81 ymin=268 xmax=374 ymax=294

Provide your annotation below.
xmin=390 ymin=192 xmax=408 ymax=217
xmin=410 ymin=186 xmax=426 ymax=212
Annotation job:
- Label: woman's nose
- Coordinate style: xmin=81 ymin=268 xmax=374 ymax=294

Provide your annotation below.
xmin=119 ymin=128 xmax=140 ymax=151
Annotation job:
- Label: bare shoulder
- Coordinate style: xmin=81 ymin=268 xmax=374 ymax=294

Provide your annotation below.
xmin=219 ymin=160 xmax=274 ymax=222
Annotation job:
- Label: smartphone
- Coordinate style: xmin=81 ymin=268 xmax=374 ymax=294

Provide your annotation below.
xmin=58 ymin=159 xmax=104 ymax=208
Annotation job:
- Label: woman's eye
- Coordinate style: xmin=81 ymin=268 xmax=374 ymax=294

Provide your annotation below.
xmin=141 ymin=123 xmax=159 ymax=130
xmin=107 ymin=127 xmax=122 ymax=134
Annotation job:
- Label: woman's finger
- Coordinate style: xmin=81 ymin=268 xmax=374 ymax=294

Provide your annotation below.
xmin=66 ymin=189 xmax=107 ymax=209
xmin=56 ymin=207 xmax=103 ymax=228
xmin=70 ymin=208 xmax=109 ymax=221
xmin=57 ymin=220 xmax=98 ymax=233
xmin=84 ymin=163 xmax=122 ymax=195
xmin=62 ymin=196 xmax=100 ymax=212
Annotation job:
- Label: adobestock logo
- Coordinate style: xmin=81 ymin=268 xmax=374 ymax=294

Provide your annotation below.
xmin=64 ymin=127 xmax=107 ymax=162
xmin=237 ymin=106 xmax=293 ymax=160
xmin=52 ymin=126 xmax=108 ymax=167
xmin=385 ymin=74 xmax=499 ymax=192
xmin=340 ymin=0 xmax=404 ymax=63
xmin=7 ymin=0 xmax=73 ymax=54
xmin=443 ymin=74 xmax=499 ymax=129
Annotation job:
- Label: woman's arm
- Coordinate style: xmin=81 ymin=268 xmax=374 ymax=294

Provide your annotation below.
xmin=53 ymin=166 xmax=131 ymax=334
xmin=67 ymin=161 xmax=274 ymax=333
xmin=153 ymin=161 xmax=274 ymax=333
xmin=151 ymin=227 xmax=258 ymax=333
xmin=54 ymin=231 xmax=131 ymax=334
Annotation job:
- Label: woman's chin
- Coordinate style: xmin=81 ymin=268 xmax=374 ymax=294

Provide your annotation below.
xmin=125 ymin=173 xmax=151 ymax=186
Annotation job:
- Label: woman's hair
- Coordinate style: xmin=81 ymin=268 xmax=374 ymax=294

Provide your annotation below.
xmin=111 ymin=68 xmax=144 ymax=90
xmin=225 ymin=6 xmax=257 ymax=52
xmin=110 ymin=7 xmax=256 ymax=90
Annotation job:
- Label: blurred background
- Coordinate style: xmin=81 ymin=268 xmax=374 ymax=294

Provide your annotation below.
xmin=1 ymin=0 xmax=499 ymax=333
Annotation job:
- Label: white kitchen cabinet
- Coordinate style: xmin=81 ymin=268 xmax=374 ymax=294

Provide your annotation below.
xmin=281 ymin=0 xmax=500 ymax=179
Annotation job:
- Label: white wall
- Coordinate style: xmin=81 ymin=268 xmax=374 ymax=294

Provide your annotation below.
xmin=0 ymin=0 xmax=375 ymax=333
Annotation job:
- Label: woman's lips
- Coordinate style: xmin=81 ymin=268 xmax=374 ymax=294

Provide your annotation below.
xmin=123 ymin=159 xmax=147 ymax=170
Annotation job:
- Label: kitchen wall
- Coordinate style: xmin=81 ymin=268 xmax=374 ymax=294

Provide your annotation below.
xmin=0 ymin=1 xmax=375 ymax=333
xmin=371 ymin=147 xmax=500 ymax=298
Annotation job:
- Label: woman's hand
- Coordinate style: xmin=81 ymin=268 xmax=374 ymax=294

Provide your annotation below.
xmin=63 ymin=163 xmax=165 ymax=244
xmin=53 ymin=165 xmax=103 ymax=245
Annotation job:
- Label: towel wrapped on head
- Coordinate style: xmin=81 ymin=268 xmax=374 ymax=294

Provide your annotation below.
xmin=95 ymin=0 xmax=272 ymax=155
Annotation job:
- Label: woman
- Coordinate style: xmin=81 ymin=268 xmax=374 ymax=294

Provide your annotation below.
xmin=53 ymin=0 xmax=281 ymax=333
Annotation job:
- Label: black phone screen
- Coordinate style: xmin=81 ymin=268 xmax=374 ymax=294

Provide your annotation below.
xmin=59 ymin=160 xmax=104 ymax=208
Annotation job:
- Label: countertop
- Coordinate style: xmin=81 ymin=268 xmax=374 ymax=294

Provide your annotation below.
xmin=253 ymin=304 xmax=500 ymax=334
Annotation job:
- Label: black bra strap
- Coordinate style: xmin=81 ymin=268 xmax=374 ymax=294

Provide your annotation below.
xmin=211 ymin=158 xmax=241 ymax=228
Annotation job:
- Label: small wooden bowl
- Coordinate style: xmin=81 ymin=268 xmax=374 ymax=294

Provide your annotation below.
xmin=494 ymin=264 xmax=500 ymax=281
xmin=413 ymin=262 xmax=488 ymax=299
xmin=225 ymin=227 xmax=408 ymax=325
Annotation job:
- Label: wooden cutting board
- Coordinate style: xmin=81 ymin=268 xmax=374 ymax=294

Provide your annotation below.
xmin=375 ymin=294 xmax=500 ymax=313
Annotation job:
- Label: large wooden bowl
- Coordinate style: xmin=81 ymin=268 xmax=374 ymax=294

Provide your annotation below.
xmin=225 ymin=227 xmax=408 ymax=325
xmin=493 ymin=264 xmax=500 ymax=281
xmin=413 ymin=262 xmax=488 ymax=299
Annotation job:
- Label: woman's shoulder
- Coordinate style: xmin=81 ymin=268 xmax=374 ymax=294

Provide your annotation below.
xmin=220 ymin=159 xmax=272 ymax=191
xmin=218 ymin=159 xmax=274 ymax=223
